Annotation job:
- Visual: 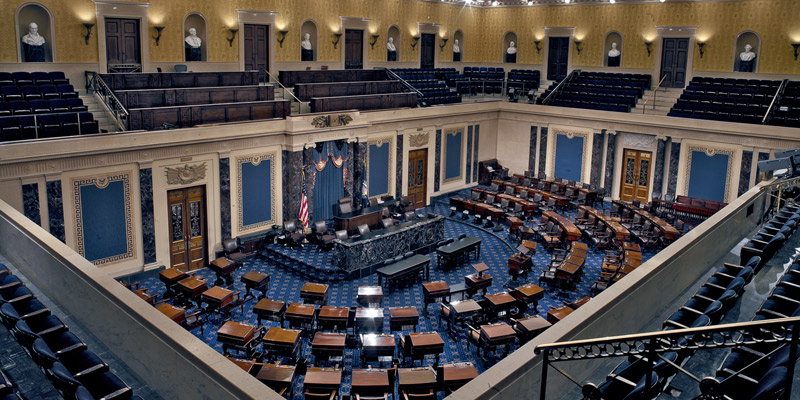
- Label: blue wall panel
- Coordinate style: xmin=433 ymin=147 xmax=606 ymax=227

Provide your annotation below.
xmin=80 ymin=181 xmax=128 ymax=262
xmin=554 ymin=135 xmax=584 ymax=182
xmin=241 ymin=160 xmax=272 ymax=227
xmin=688 ymin=151 xmax=728 ymax=202
xmin=368 ymin=143 xmax=390 ymax=197
xmin=444 ymin=131 xmax=463 ymax=181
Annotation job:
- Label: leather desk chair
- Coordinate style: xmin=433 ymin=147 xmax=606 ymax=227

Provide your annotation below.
xmin=221 ymin=238 xmax=247 ymax=264
xmin=357 ymin=224 xmax=371 ymax=236
xmin=381 ymin=218 xmax=394 ymax=229
xmin=283 ymin=221 xmax=305 ymax=247
xmin=313 ymin=221 xmax=336 ymax=250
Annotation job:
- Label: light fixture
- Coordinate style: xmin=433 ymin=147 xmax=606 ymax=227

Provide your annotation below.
xmin=227 ymin=28 xmax=238 ymax=47
xmin=332 ymin=33 xmax=343 ymax=48
xmin=574 ymin=41 xmax=582 ymax=54
xmin=82 ymin=23 xmax=95 ymax=45
xmin=793 ymin=44 xmax=800 ymax=61
xmin=645 ymin=41 xmax=653 ymax=57
xmin=564 ymin=0 xmax=571 ymax=3
xmin=610 ymin=0 xmax=615 ymax=3
xmin=370 ymin=34 xmax=380 ymax=49
xmin=277 ymin=30 xmax=288 ymax=47
xmin=660 ymin=0 xmax=666 ymax=2
xmin=534 ymin=40 xmax=542 ymax=54
xmin=697 ymin=42 xmax=705 ymax=58
xmin=411 ymin=36 xmax=420 ymax=50
xmin=439 ymin=38 xmax=449 ymax=51
xmin=492 ymin=1 xmax=498 ymax=5
xmin=153 ymin=26 xmax=165 ymax=46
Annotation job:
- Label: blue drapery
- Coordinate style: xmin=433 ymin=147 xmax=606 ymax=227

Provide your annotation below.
xmin=311 ymin=141 xmax=347 ymax=221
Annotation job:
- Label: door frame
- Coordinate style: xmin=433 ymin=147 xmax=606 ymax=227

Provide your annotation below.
xmin=419 ymin=33 xmax=436 ymax=69
xmin=652 ymin=26 xmax=697 ymax=88
xmin=95 ymin=1 xmax=150 ymax=73
xmin=407 ymin=148 xmax=429 ymax=210
xmin=344 ymin=29 xmax=365 ymax=70
xmin=167 ymin=185 xmax=208 ymax=271
xmin=618 ymin=149 xmax=653 ymax=203
xmin=400 ymin=129 xmax=436 ymax=206
xmin=417 ymin=22 xmax=440 ymax=69
xmin=543 ymin=27 xmax=574 ymax=82
xmin=610 ymin=133 xmax=661 ymax=202
xmin=340 ymin=17 xmax=371 ymax=70
xmin=237 ymin=10 xmax=277 ymax=78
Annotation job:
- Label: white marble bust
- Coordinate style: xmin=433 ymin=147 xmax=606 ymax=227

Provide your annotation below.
xmin=453 ymin=39 xmax=460 ymax=53
xmin=22 ymin=22 xmax=45 ymax=46
xmin=301 ymin=33 xmax=312 ymax=50
xmin=184 ymin=28 xmax=201 ymax=48
xmin=386 ymin=37 xmax=396 ymax=52
xmin=507 ymin=41 xmax=517 ymax=55
xmin=740 ymin=44 xmax=756 ymax=61
xmin=608 ymin=42 xmax=620 ymax=57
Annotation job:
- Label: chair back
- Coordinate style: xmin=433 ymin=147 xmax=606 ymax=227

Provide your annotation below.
xmin=501 ymin=199 xmax=509 ymax=208
xmin=381 ymin=218 xmax=394 ymax=229
xmin=315 ymin=221 xmax=327 ymax=234
xmin=533 ymin=193 xmax=543 ymax=203
xmin=284 ymin=221 xmax=297 ymax=233
xmin=404 ymin=211 xmax=415 ymax=220
xmin=505 ymin=186 xmax=514 ymax=195
xmin=339 ymin=202 xmax=353 ymax=214
xmin=173 ymin=64 xmax=188 ymax=72
xmin=382 ymin=207 xmax=390 ymax=218
xmin=335 ymin=230 xmax=348 ymax=240
xmin=222 ymin=238 xmax=239 ymax=253
xmin=471 ymin=191 xmax=480 ymax=201
xmin=358 ymin=224 xmax=371 ymax=236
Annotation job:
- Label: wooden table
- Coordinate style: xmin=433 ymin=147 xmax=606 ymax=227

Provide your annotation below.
xmin=300 ymin=282 xmax=329 ymax=305
xmin=262 ymin=327 xmax=302 ymax=362
xmin=175 ymin=276 xmax=208 ymax=308
xmin=511 ymin=283 xmax=545 ymax=312
xmin=209 ymin=257 xmax=237 ymax=286
xmin=547 ymin=305 xmax=575 ymax=324
xmin=465 ymin=272 xmax=493 ymax=298
xmin=513 ymin=315 xmax=552 ymax=342
xmin=477 ymin=322 xmax=517 ymax=358
xmin=505 ymin=216 xmax=524 ymax=231
xmin=303 ymin=367 xmax=342 ymax=393
xmin=357 ymin=285 xmax=383 ymax=307
xmin=484 ymin=292 xmax=518 ymax=318
xmin=241 ymin=271 xmax=270 ymax=299
xmin=436 ymin=237 xmax=482 ymax=268
xmin=351 ymin=368 xmax=391 ymax=397
xmin=253 ymin=298 xmax=286 ymax=326
xmin=156 ymin=303 xmax=185 ymax=324
xmin=253 ymin=363 xmax=296 ymax=397
xmin=284 ymin=302 xmax=316 ymax=331
xmin=398 ymin=366 xmax=437 ymax=391
xmin=201 ymin=286 xmax=235 ymax=316
xmin=316 ymin=306 xmax=350 ymax=332
xmin=422 ymin=281 xmax=450 ymax=310
xmin=311 ymin=332 xmax=347 ymax=362
xmin=405 ymin=332 xmax=444 ymax=367
xmin=360 ymin=334 xmax=396 ymax=365
xmin=355 ymin=308 xmax=385 ymax=334
xmin=441 ymin=362 xmax=479 ymax=392
xmin=377 ymin=254 xmax=432 ymax=293
xmin=217 ymin=321 xmax=260 ymax=358
xmin=389 ymin=306 xmax=420 ymax=331
xmin=159 ymin=268 xmax=188 ymax=297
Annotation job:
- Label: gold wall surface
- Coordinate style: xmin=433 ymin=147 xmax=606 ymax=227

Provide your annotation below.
xmin=2 ymin=0 xmax=799 ymax=73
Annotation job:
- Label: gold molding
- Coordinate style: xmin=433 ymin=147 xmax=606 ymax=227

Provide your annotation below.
xmin=165 ymin=163 xmax=207 ymax=185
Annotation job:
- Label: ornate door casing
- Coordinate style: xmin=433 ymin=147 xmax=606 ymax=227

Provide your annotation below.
xmin=619 ymin=149 xmax=652 ymax=203
xmin=407 ymin=149 xmax=428 ymax=210
xmin=168 ymin=185 xmax=207 ymax=271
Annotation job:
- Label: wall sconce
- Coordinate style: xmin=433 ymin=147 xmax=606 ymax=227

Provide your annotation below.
xmin=153 ymin=26 xmax=165 ymax=46
xmin=573 ymin=41 xmax=582 ymax=55
xmin=370 ymin=34 xmax=380 ymax=49
xmin=332 ymin=33 xmax=343 ymax=49
xmin=411 ymin=36 xmax=420 ymax=51
xmin=792 ymin=44 xmax=800 ymax=61
xmin=697 ymin=42 xmax=705 ymax=58
xmin=227 ymin=29 xmax=238 ymax=47
xmin=534 ymin=40 xmax=542 ymax=54
xmin=82 ymin=23 xmax=95 ymax=45
xmin=645 ymin=41 xmax=653 ymax=57
xmin=439 ymin=38 xmax=449 ymax=52
xmin=277 ymin=30 xmax=288 ymax=47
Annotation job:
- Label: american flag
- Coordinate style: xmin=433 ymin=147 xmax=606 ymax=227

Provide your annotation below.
xmin=299 ymin=170 xmax=309 ymax=231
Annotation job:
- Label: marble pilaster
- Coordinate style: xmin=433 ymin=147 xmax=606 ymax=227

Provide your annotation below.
xmin=738 ymin=150 xmax=753 ymax=196
xmin=139 ymin=168 xmax=156 ymax=264
xmin=303 ymin=147 xmax=315 ymax=223
xmin=538 ymin=127 xmax=548 ymax=177
xmin=282 ymin=149 xmax=304 ymax=223
xmin=46 ymin=180 xmax=65 ymax=243
xmin=652 ymin=138 xmax=667 ymax=196
xmin=345 ymin=142 xmax=355 ymax=201
xmin=529 ymin=126 xmax=538 ymax=173
xmin=603 ymin=131 xmax=616 ymax=191
xmin=589 ymin=132 xmax=603 ymax=187
xmin=219 ymin=159 xmax=231 ymax=240
xmin=22 ymin=183 xmax=40 ymax=226
xmin=473 ymin=126 xmax=479 ymax=182
xmin=396 ymin=135 xmax=404 ymax=197
xmin=434 ymin=129 xmax=442 ymax=192
xmin=666 ymin=141 xmax=681 ymax=197
xmin=466 ymin=126 xmax=473 ymax=184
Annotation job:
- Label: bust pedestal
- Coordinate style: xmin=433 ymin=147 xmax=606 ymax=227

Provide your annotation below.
xmin=185 ymin=45 xmax=201 ymax=62
xmin=387 ymin=50 xmax=396 ymax=62
xmin=607 ymin=55 xmax=620 ymax=67
xmin=738 ymin=59 xmax=755 ymax=72
xmin=505 ymin=53 xmax=516 ymax=63
xmin=453 ymin=52 xmax=461 ymax=62
xmin=23 ymin=43 xmax=45 ymax=62
xmin=301 ymin=48 xmax=314 ymax=62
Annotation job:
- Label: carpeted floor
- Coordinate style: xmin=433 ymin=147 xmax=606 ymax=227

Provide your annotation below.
xmin=133 ymin=189 xmax=663 ymax=399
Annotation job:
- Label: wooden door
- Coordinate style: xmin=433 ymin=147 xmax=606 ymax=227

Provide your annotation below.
xmin=420 ymin=33 xmax=435 ymax=69
xmin=660 ymin=38 xmax=689 ymax=88
xmin=547 ymin=37 xmax=570 ymax=81
xmin=407 ymin=149 xmax=428 ymax=210
xmin=244 ymin=24 xmax=269 ymax=74
xmin=168 ymin=186 xmax=207 ymax=272
xmin=105 ymin=18 xmax=140 ymax=65
xmin=345 ymin=29 xmax=363 ymax=69
xmin=619 ymin=149 xmax=653 ymax=203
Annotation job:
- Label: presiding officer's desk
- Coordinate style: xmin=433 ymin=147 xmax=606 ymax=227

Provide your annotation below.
xmin=333 ymin=200 xmax=397 ymax=235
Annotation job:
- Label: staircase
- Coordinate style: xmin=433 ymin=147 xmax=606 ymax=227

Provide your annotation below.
xmin=81 ymin=90 xmax=119 ymax=133
xmin=634 ymin=87 xmax=682 ymax=116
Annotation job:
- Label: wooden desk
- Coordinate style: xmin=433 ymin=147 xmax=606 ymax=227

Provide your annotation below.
xmin=441 ymin=362 xmax=479 ymax=392
xmin=465 ymin=273 xmax=493 ymax=297
xmin=209 ymin=257 xmax=237 ymax=287
xmin=262 ymin=327 xmax=302 ymax=362
xmin=333 ymin=206 xmax=383 ymax=235
xmin=351 ymin=368 xmax=391 ymax=396
xmin=568 ymin=296 xmax=591 ymax=309
xmin=253 ymin=363 xmax=296 ymax=396
xmin=201 ymin=286 xmax=235 ymax=316
xmin=217 ymin=321 xmax=259 ymax=358
xmin=435 ymin=237 xmax=482 ymax=269
xmin=300 ymin=282 xmax=329 ymax=305
xmin=547 ymin=305 xmax=575 ymax=324
xmin=623 ymin=242 xmax=642 ymax=252
xmin=303 ymin=367 xmax=342 ymax=392
xmin=253 ymin=298 xmax=286 ymax=326
xmin=447 ymin=300 xmax=482 ymax=337
xmin=311 ymin=332 xmax=347 ymax=362
xmin=407 ymin=332 xmax=445 ymax=367
xmin=133 ymin=288 xmax=155 ymax=305
xmin=355 ymin=308 xmax=385 ymax=334
xmin=542 ymin=211 xmax=582 ymax=242
xmin=227 ymin=356 xmax=256 ymax=373
xmin=357 ymin=286 xmax=383 ymax=307
xmin=240 ymin=271 xmax=270 ymax=299
xmin=513 ymin=315 xmax=552 ymax=342
xmin=580 ymin=206 xmax=630 ymax=241
xmin=479 ymin=322 xmax=517 ymax=357
xmin=389 ymin=306 xmax=420 ymax=331
xmin=360 ymin=334 xmax=396 ymax=364
xmin=511 ymin=283 xmax=545 ymax=312
xmin=507 ymin=253 xmax=533 ymax=279
xmin=156 ymin=303 xmax=185 ymax=324
xmin=505 ymin=216 xmax=524 ymax=231
xmin=422 ymin=281 xmax=450 ymax=310
xmin=316 ymin=306 xmax=350 ymax=332
xmin=175 ymin=276 xmax=207 ymax=307
xmin=398 ymin=366 xmax=437 ymax=391
xmin=484 ymin=292 xmax=517 ymax=318
xmin=159 ymin=268 xmax=188 ymax=297
xmin=284 ymin=302 xmax=315 ymax=330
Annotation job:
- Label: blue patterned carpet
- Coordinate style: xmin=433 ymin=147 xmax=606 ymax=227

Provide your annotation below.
xmin=133 ymin=189 xmax=661 ymax=399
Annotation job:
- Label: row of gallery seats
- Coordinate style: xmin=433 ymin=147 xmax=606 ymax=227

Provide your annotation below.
xmin=389 ymin=69 xmax=462 ymax=106
xmin=1 ymin=84 xmax=79 ymax=101
xmin=0 ymin=71 xmax=69 ymax=87
xmin=0 ymin=264 xmax=141 ymax=400
xmin=537 ymin=72 xmax=649 ymax=113
xmin=0 ymin=98 xmax=87 ymax=116
xmin=393 ymin=67 xmax=540 ymax=97
xmin=0 ymin=367 xmax=23 ymax=400
xmin=0 ymin=112 xmax=100 ymax=142
xmin=771 ymin=81 xmax=800 ymax=128
xmin=667 ymin=77 xmax=781 ymax=124
xmin=594 ymin=201 xmax=799 ymax=400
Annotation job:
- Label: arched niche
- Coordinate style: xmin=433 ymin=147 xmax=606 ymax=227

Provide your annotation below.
xmin=16 ymin=2 xmax=55 ymax=62
xmin=300 ymin=20 xmax=318 ymax=62
xmin=453 ymin=30 xmax=463 ymax=62
xmin=503 ymin=31 xmax=517 ymax=63
xmin=603 ymin=31 xmax=623 ymax=67
xmin=183 ymin=13 xmax=208 ymax=62
xmin=387 ymin=25 xmax=400 ymax=62
xmin=733 ymin=31 xmax=760 ymax=73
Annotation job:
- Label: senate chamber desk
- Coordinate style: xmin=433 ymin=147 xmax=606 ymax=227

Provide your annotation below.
xmin=333 ymin=201 xmax=396 ymax=235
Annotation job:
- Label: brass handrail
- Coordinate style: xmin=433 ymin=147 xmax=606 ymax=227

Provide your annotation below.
xmin=641 ymin=74 xmax=668 ymax=114
xmin=262 ymin=68 xmax=302 ymax=103
xmin=762 ymin=79 xmax=787 ymax=124
xmin=385 ymin=68 xmax=424 ymax=97
xmin=542 ymin=69 xmax=580 ymax=105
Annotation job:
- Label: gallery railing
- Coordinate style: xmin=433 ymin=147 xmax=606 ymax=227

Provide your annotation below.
xmin=85 ymin=71 xmax=129 ymax=131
